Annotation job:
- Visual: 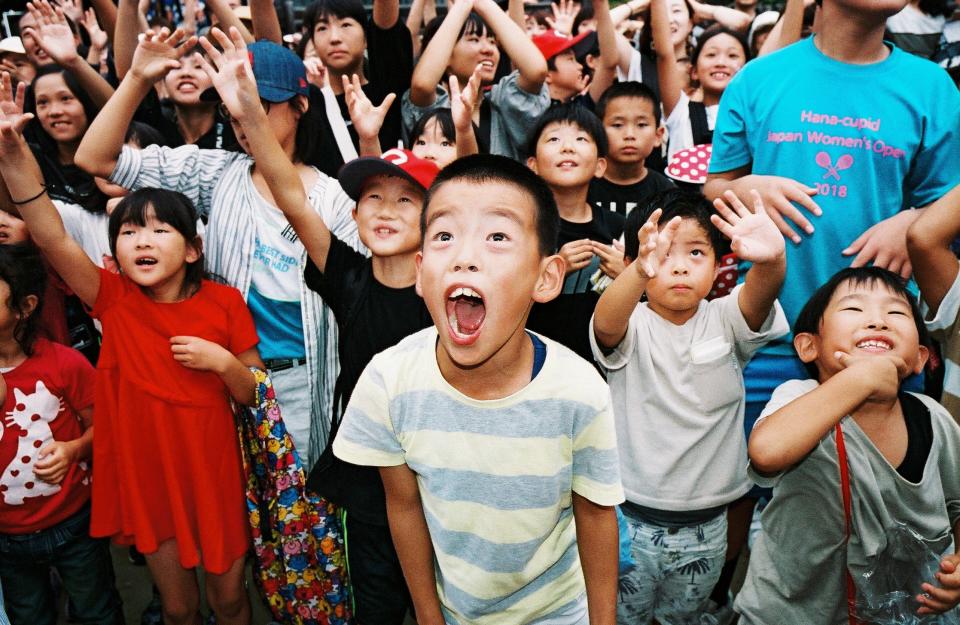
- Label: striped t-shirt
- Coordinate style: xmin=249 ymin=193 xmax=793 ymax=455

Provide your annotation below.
xmin=923 ymin=262 xmax=960 ymax=422
xmin=333 ymin=328 xmax=624 ymax=625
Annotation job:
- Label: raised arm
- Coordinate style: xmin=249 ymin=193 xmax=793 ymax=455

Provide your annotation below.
xmin=473 ymin=0 xmax=547 ymax=93
xmin=372 ymin=0 xmax=401 ymax=30
xmin=587 ymin=0 xmax=620 ymax=103
xmin=205 ymin=0 xmax=255 ymax=43
xmin=593 ymin=209 xmax=680 ymax=348
xmin=450 ymin=70 xmax=481 ymax=158
xmin=610 ymin=0 xmax=648 ymax=26
xmin=0 ymin=98 xmax=100 ymax=306
xmin=113 ymin=0 xmax=146 ymax=80
xmin=907 ymin=185 xmax=960 ymax=317
xmin=198 ymin=27 xmax=334 ymax=273
xmin=711 ymin=190 xmax=786 ymax=331
xmin=380 ymin=463 xmax=446 ymax=625
xmin=409 ymin=0 xmax=476 ymax=107
xmin=758 ymin=0 xmax=806 ymax=56
xmin=650 ymin=0 xmax=685 ymax=117
xmin=344 ymin=73 xmax=395 ymax=157
xmin=88 ymin=0 xmax=118 ymax=44
xmin=76 ymin=28 xmax=196 ymax=179
xmin=688 ymin=0 xmax=751 ymax=32
xmin=250 ymin=0 xmax=283 ymax=43
xmin=28 ymin=1 xmax=115 ymax=108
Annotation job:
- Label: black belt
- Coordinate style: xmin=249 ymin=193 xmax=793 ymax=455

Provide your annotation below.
xmin=263 ymin=357 xmax=306 ymax=372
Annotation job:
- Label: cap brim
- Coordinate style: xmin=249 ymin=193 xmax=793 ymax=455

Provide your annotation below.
xmin=337 ymin=157 xmax=426 ymax=201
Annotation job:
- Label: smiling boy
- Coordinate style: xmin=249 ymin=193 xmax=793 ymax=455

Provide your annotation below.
xmin=333 ymin=154 xmax=624 ymax=625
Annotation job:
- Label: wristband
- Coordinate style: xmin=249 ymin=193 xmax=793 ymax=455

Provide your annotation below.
xmin=11 ymin=186 xmax=47 ymax=206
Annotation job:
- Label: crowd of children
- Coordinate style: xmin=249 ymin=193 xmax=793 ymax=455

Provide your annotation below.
xmin=0 ymin=0 xmax=959 ymax=624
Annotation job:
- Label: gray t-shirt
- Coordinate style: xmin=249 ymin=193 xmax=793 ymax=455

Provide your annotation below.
xmin=589 ymin=284 xmax=788 ymax=510
xmin=736 ymin=379 xmax=960 ymax=625
xmin=401 ymin=70 xmax=550 ymax=161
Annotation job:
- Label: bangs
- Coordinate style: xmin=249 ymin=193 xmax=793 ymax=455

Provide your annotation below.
xmin=461 ymin=13 xmax=493 ymax=40
xmin=108 ymin=189 xmax=199 ymax=257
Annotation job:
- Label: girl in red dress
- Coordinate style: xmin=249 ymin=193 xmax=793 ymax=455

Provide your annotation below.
xmin=0 ymin=98 xmax=262 ymax=624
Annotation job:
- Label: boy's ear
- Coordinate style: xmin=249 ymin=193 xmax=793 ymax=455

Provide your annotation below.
xmin=532 ymin=254 xmax=565 ymax=304
xmin=654 ymin=124 xmax=665 ymax=148
xmin=414 ymin=251 xmax=424 ymax=297
xmin=527 ymin=156 xmax=540 ymax=175
xmin=914 ymin=344 xmax=930 ymax=375
xmin=793 ymin=332 xmax=819 ymax=364
xmin=594 ymin=156 xmax=607 ymax=179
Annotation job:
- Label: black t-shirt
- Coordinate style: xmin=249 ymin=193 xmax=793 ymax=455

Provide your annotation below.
xmin=135 ymin=90 xmax=240 ymax=151
xmin=588 ymin=169 xmax=675 ymax=225
xmin=306 ymin=20 xmax=414 ymax=177
xmin=527 ymin=205 xmax=619 ymax=365
xmin=896 ymin=392 xmax=933 ymax=484
xmin=30 ymin=143 xmax=108 ymax=214
xmin=303 ymin=236 xmax=432 ymax=524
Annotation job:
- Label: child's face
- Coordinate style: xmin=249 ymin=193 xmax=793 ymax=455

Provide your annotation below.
xmin=547 ymin=50 xmax=586 ymax=99
xmin=643 ymin=218 xmax=717 ymax=324
xmin=797 ymin=280 xmax=928 ymax=381
xmin=527 ymin=121 xmax=606 ymax=190
xmin=448 ymin=29 xmax=500 ymax=85
xmin=602 ymin=97 xmax=663 ymax=165
xmin=353 ymin=174 xmax=424 ymax=258
xmin=33 ymin=73 xmax=88 ymax=145
xmin=692 ymin=33 xmax=746 ymax=96
xmin=0 ymin=211 xmax=29 ymax=245
xmin=416 ymin=179 xmax=562 ymax=369
xmin=113 ymin=206 xmax=199 ymax=297
xmin=312 ymin=15 xmax=367 ymax=72
xmin=412 ymin=119 xmax=457 ymax=169
xmin=163 ymin=53 xmax=214 ymax=106
xmin=668 ymin=0 xmax=693 ymax=50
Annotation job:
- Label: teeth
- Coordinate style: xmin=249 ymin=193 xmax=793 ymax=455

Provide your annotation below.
xmin=857 ymin=339 xmax=891 ymax=350
xmin=449 ymin=287 xmax=481 ymax=299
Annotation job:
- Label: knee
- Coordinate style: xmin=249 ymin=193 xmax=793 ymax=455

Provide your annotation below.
xmin=160 ymin=596 xmax=201 ymax=625
xmin=207 ymin=585 xmax=249 ymax=618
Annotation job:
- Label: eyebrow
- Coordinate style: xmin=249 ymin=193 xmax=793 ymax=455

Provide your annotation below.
xmin=425 ymin=208 xmax=451 ymax=230
xmin=486 ymin=207 xmax=525 ymax=226
xmin=834 ymin=293 xmax=910 ymax=307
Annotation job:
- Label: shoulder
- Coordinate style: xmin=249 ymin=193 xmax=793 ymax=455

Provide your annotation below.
xmin=758 ymin=378 xmax=819 ymax=422
xmin=35 ymin=339 xmax=94 ymax=375
xmin=368 ymin=327 xmax=439 ymax=380
xmin=890 ymin=46 xmax=959 ymax=92
xmin=198 ymin=279 xmax=247 ymax=308
xmin=534 ymin=332 xmax=611 ymax=408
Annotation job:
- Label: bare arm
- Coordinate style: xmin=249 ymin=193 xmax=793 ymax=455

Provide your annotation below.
xmin=380 ymin=463 xmax=445 ymax=625
xmin=205 ymin=0 xmax=255 ymax=43
xmin=474 ymin=0 xmax=547 ymax=94
xmin=587 ymin=0 xmax=620 ymax=103
xmin=406 ymin=0 xmax=428 ymax=54
xmin=373 ymin=0 xmax=401 ymax=30
xmin=450 ymin=71 xmax=481 ymax=158
xmin=758 ymin=0 xmax=806 ymax=56
xmin=573 ymin=494 xmax=618 ymax=625
xmin=610 ymin=0 xmax=648 ymax=26
xmin=199 ymin=28 xmax=335 ymax=273
xmin=507 ymin=0 xmax=525 ymax=31
xmin=169 ymin=340 xmax=261 ymax=405
xmin=88 ymin=0 xmax=118 ymax=44
xmin=113 ymin=0 xmax=146 ymax=80
xmin=907 ymin=185 xmax=960 ymax=317
xmin=688 ymin=0 xmax=751 ymax=32
xmin=650 ymin=0 xmax=685 ymax=117
xmin=410 ymin=0 xmax=475 ymax=106
xmin=250 ymin=0 xmax=283 ymax=43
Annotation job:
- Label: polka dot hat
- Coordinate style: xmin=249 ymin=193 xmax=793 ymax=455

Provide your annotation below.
xmin=667 ymin=144 xmax=713 ymax=185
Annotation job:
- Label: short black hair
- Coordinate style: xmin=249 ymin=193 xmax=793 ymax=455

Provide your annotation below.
xmin=525 ymin=103 xmax=608 ymax=159
xmin=596 ymin=81 xmax=662 ymax=126
xmin=422 ymin=154 xmax=560 ymax=256
xmin=623 ymin=188 xmax=725 ymax=261
xmin=125 ymin=121 xmax=166 ymax=149
xmin=572 ymin=0 xmax=595 ymax=36
xmin=0 ymin=243 xmax=46 ymax=355
xmin=421 ymin=12 xmax=493 ymax=60
xmin=410 ymin=108 xmax=456 ymax=147
xmin=303 ymin=0 xmax=368 ymax=34
xmin=691 ymin=24 xmax=751 ymax=67
xmin=108 ymin=189 xmax=206 ymax=298
xmin=793 ymin=267 xmax=929 ymax=379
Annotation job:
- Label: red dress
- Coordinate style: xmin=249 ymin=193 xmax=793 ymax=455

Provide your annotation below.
xmin=89 ymin=269 xmax=258 ymax=574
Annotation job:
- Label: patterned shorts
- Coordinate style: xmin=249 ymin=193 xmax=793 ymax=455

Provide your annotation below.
xmin=617 ymin=509 xmax=727 ymax=625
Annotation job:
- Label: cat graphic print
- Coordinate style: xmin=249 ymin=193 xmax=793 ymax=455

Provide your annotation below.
xmin=0 ymin=381 xmax=64 ymax=505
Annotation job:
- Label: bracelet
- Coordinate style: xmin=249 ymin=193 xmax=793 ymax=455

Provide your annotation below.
xmin=11 ymin=186 xmax=47 ymax=206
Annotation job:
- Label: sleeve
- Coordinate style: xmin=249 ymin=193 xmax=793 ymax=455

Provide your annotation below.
xmin=54 ymin=200 xmax=103 ymax=264
xmin=316 ymin=177 xmax=366 ymax=255
xmin=571 ymin=385 xmax=625 ymax=506
xmin=922 ymin=260 xmax=960 ymax=344
xmin=90 ymin=267 xmax=129 ymax=319
xmin=332 ymin=356 xmax=407 ymax=466
xmin=488 ymin=71 xmax=551 ymax=157
xmin=109 ymin=144 xmax=238 ymax=219
xmin=746 ymin=378 xmax=820 ymax=487
xmin=717 ymin=284 xmax=790 ymax=364
xmin=55 ymin=344 xmax=97 ymax=413
xmin=926 ymin=398 xmax=960 ymax=526
xmin=367 ymin=20 xmax=414 ymax=96
xmin=707 ymin=70 xmax=753 ymax=174
xmin=589 ymin=306 xmax=642 ymax=372
xmin=904 ymin=75 xmax=960 ymax=209
xmin=303 ymin=235 xmax=367 ymax=319
xmin=223 ymin=287 xmax=260 ymax=355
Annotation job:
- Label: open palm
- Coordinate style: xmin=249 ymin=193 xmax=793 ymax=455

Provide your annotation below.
xmin=711 ymin=190 xmax=785 ymax=264
xmin=131 ymin=28 xmax=196 ymax=83
xmin=27 ymin=1 xmax=78 ymax=65
xmin=197 ymin=28 xmax=261 ymax=121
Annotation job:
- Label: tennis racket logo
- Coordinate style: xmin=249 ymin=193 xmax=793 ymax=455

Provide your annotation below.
xmin=815 ymin=152 xmax=854 ymax=180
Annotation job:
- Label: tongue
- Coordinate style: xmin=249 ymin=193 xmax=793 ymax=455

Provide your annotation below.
xmin=454 ymin=298 xmax=485 ymax=334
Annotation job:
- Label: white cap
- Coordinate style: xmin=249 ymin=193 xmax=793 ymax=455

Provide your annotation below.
xmin=0 ymin=37 xmax=26 ymax=55
xmin=748 ymin=11 xmax=780 ymax=51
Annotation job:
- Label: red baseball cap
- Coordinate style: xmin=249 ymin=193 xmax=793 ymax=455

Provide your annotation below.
xmin=337 ymin=149 xmax=440 ymax=201
xmin=532 ymin=29 xmax=591 ymax=61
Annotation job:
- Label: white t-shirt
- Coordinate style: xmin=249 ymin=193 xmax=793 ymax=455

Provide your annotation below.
xmin=665 ymin=90 xmax=718 ymax=162
xmin=590 ymin=284 xmax=788 ymax=510
xmin=54 ymin=200 xmax=110 ymax=266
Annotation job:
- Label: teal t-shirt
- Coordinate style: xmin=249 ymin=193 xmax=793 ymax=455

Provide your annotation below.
xmin=710 ymin=37 xmax=960 ymax=355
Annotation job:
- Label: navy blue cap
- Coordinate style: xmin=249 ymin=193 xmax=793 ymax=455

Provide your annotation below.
xmin=202 ymin=40 xmax=309 ymax=103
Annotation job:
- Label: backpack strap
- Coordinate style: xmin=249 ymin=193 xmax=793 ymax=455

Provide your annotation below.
xmin=836 ymin=423 xmax=863 ymax=625
xmin=688 ymin=100 xmax=714 ymax=146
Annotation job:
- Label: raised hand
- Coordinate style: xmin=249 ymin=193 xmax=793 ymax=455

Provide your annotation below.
xmin=546 ymin=0 xmax=581 ymax=35
xmin=196 ymin=27 xmax=260 ymax=121
xmin=26 ymin=0 xmax=79 ymax=66
xmin=0 ymin=72 xmax=33 ymax=159
xmin=79 ymin=7 xmax=109 ymax=51
xmin=53 ymin=0 xmax=84 ymax=24
xmin=711 ymin=189 xmax=785 ymax=265
xmin=635 ymin=208 xmax=682 ymax=279
xmin=130 ymin=27 xmax=197 ymax=84
xmin=450 ymin=65 xmax=481 ymax=132
xmin=343 ymin=74 xmax=395 ymax=142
